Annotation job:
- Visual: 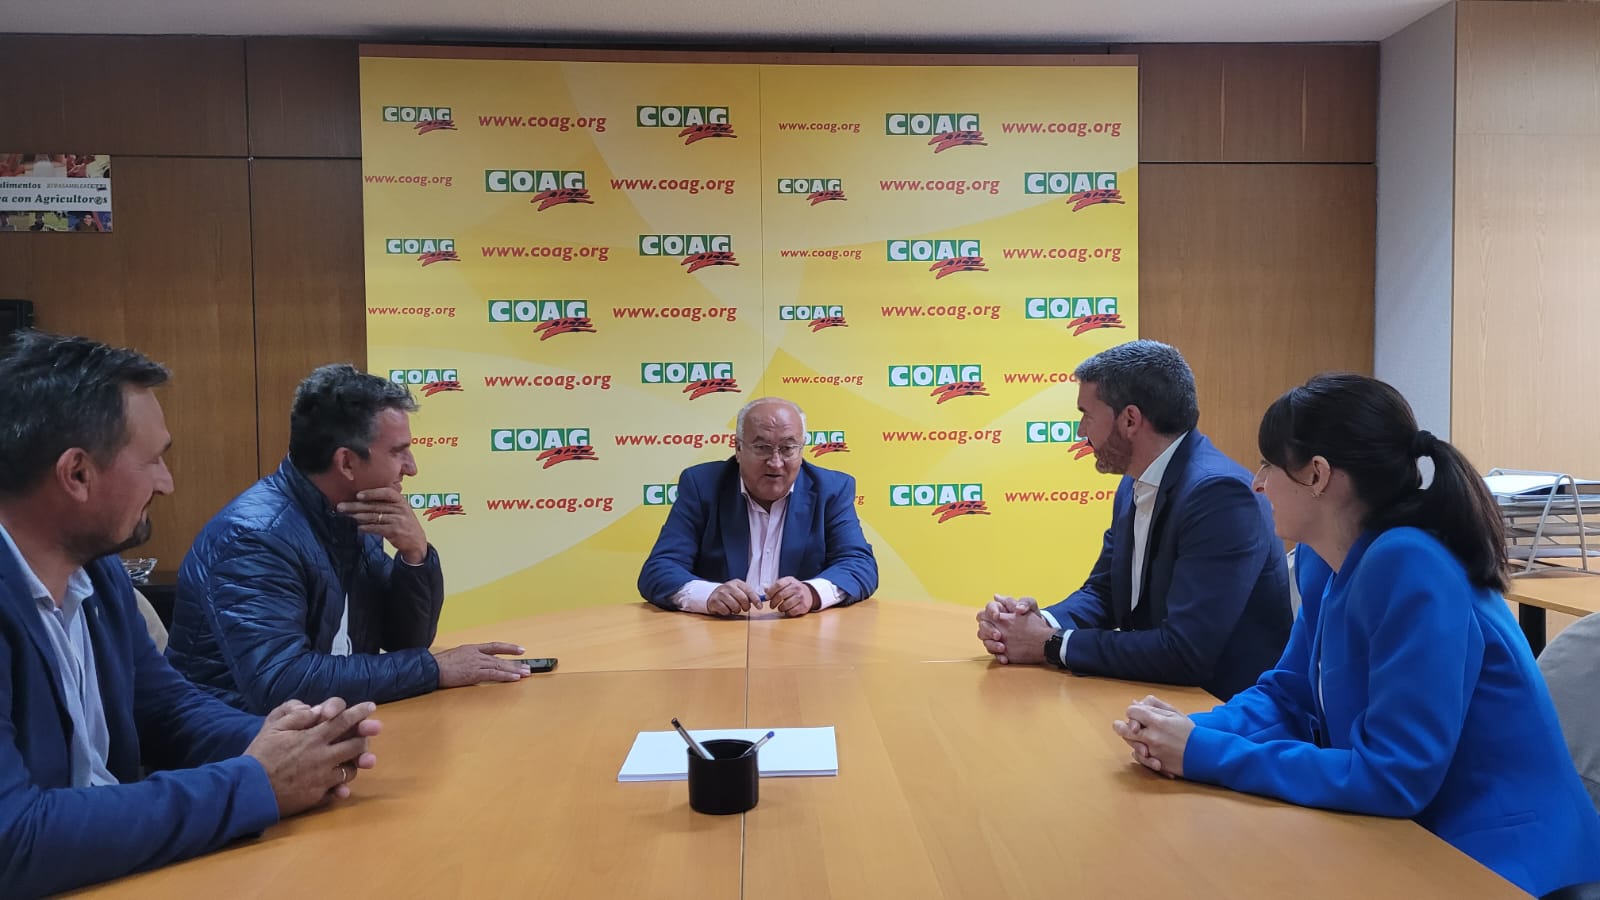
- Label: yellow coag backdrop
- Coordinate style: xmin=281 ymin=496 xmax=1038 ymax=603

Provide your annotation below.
xmin=360 ymin=50 xmax=1138 ymax=630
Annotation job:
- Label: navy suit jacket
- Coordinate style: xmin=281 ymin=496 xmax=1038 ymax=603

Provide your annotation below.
xmin=638 ymin=459 xmax=878 ymax=609
xmin=1045 ymin=432 xmax=1291 ymax=699
xmin=0 ymin=551 xmax=277 ymax=898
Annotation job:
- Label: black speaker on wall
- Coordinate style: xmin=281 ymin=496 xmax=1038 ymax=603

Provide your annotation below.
xmin=0 ymin=300 xmax=35 ymax=343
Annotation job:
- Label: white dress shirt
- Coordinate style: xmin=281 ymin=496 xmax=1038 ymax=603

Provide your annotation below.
xmin=1043 ymin=432 xmax=1189 ymax=665
xmin=673 ymin=479 xmax=842 ymax=614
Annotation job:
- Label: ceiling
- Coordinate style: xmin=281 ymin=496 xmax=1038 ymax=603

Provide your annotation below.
xmin=12 ymin=0 xmax=1448 ymax=43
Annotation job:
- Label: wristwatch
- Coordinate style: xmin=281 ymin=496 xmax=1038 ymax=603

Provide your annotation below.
xmin=1043 ymin=628 xmax=1067 ymax=669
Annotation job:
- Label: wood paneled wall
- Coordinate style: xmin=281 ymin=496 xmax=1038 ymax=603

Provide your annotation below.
xmin=0 ymin=156 xmax=257 ymax=565
xmin=1453 ymin=0 xmax=1600 ymax=476
xmin=1121 ymin=43 xmax=1378 ymax=163
xmin=1124 ymin=43 xmax=1377 ymax=466
xmin=0 ymin=36 xmax=1376 ymax=565
xmin=250 ymin=159 xmax=367 ymax=475
xmin=1141 ymin=164 xmax=1377 ymax=465
xmin=0 ymin=36 xmax=363 ymax=566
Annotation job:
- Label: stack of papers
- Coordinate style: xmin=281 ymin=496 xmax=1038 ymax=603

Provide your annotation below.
xmin=617 ymin=726 xmax=838 ymax=782
xmin=1485 ymin=474 xmax=1600 ymax=497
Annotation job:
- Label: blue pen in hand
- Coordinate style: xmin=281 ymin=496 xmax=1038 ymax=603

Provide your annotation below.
xmin=671 ymin=717 xmax=714 ymax=760
xmin=740 ymin=730 xmax=776 ymax=758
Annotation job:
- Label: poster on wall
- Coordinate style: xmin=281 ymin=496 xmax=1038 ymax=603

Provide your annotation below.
xmin=0 ymin=153 xmax=113 ymax=232
xmin=360 ymin=49 xmax=1137 ymax=630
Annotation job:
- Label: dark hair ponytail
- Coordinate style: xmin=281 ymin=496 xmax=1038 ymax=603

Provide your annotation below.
xmin=1258 ymin=373 xmax=1508 ymax=592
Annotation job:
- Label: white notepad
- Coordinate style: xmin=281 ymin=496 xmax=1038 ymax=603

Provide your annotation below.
xmin=617 ymin=726 xmax=838 ymax=782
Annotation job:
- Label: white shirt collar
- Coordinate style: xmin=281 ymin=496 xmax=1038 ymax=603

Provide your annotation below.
xmin=1136 ymin=431 xmax=1189 ymax=492
xmin=0 ymin=518 xmax=95 ymax=609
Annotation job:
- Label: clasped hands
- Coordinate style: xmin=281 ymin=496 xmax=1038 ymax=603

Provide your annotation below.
xmin=1112 ymin=695 xmax=1194 ymax=779
xmin=975 ymin=596 xmax=1193 ymax=778
xmin=245 ymin=697 xmax=383 ymax=817
xmin=707 ymin=576 xmax=818 ymax=617
xmin=974 ymin=594 xmax=1055 ymax=665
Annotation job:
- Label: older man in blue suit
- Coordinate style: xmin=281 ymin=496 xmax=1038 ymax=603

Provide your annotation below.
xmin=978 ymin=340 xmax=1292 ymax=699
xmin=0 ymin=331 xmax=381 ymax=897
xmin=640 ymin=397 xmax=877 ymax=617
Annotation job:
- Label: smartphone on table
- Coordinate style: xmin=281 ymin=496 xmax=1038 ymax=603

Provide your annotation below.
xmin=513 ymin=658 xmax=558 ymax=673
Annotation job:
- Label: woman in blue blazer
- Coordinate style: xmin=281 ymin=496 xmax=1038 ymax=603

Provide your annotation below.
xmin=1113 ymin=373 xmax=1600 ymax=897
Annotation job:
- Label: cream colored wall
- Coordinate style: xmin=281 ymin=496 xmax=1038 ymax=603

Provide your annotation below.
xmin=1453 ymin=1 xmax=1600 ymax=477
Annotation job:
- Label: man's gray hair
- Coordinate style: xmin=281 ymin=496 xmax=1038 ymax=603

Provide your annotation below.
xmin=1073 ymin=340 xmax=1199 ymax=436
xmin=735 ymin=397 xmax=807 ymax=440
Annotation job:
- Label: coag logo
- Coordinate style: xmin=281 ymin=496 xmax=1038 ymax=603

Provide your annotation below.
xmin=404 ymin=492 xmax=465 ymax=520
xmin=776 ymin=177 xmax=846 ymax=205
xmin=382 ymin=106 xmax=455 ymax=135
xmin=1023 ymin=171 xmax=1125 ymax=212
xmin=885 ymin=113 xmax=986 ymax=153
xmin=887 ymin=239 xmax=986 ymax=280
xmin=888 ymin=483 xmax=990 ymax=523
xmin=484 ymin=169 xmax=592 ymax=211
xmin=642 ymin=483 xmax=679 ymax=506
xmin=806 ymin=430 xmax=849 ymax=456
xmin=888 ymin=364 xmax=988 ymax=404
xmin=1026 ymin=420 xmax=1095 ymax=460
xmin=490 ymin=427 xmax=598 ymax=469
xmin=487 ymin=299 xmax=596 ymax=340
xmin=638 ymin=234 xmax=738 ymax=274
xmin=641 ymin=361 xmax=740 ymax=400
xmin=779 ymin=304 xmax=847 ymax=332
xmin=389 ymin=368 xmax=462 ymax=398
xmin=636 ymin=105 xmax=735 ymax=145
xmin=1024 ymin=296 xmax=1125 ymax=336
xmin=385 ymin=238 xmax=459 ymax=267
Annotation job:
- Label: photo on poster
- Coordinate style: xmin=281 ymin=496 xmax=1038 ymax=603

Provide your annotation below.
xmin=0 ymin=153 xmax=113 ymax=233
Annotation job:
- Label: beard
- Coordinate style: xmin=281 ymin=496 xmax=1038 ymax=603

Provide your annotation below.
xmin=70 ymin=514 xmax=152 ymax=563
xmin=1092 ymin=428 xmax=1133 ymax=475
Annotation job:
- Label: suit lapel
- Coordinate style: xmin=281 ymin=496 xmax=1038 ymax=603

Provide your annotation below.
xmin=0 ymin=538 xmax=71 ymax=715
xmin=719 ymin=462 xmax=751 ymax=581
xmin=82 ymin=563 xmax=128 ymax=738
xmin=1110 ymin=482 xmax=1136 ymax=628
xmin=777 ymin=466 xmax=814 ymax=579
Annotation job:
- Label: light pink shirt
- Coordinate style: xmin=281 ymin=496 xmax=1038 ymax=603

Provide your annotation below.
xmin=674 ymin=479 xmax=843 ymax=614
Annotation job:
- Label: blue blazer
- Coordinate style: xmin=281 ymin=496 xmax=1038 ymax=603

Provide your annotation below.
xmin=638 ymin=459 xmax=878 ymax=609
xmin=0 ymin=552 xmax=277 ymax=898
xmin=1187 ymin=531 xmax=1600 ymax=896
xmin=1044 ymin=432 xmax=1291 ymax=699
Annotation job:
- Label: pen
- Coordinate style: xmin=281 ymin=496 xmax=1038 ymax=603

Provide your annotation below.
xmin=740 ymin=730 xmax=776 ymax=758
xmin=671 ymin=717 xmax=714 ymax=760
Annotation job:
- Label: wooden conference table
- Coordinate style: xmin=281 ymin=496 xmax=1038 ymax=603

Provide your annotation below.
xmin=81 ymin=600 xmax=1521 ymax=899
xmin=1507 ymin=570 xmax=1600 ymax=655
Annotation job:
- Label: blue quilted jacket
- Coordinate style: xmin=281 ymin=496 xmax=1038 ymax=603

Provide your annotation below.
xmin=166 ymin=459 xmax=444 ymax=713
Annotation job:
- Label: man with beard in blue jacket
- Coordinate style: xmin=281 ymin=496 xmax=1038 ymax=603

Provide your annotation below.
xmin=0 ymin=332 xmax=382 ymax=897
xmin=167 ymin=364 xmax=528 ymax=714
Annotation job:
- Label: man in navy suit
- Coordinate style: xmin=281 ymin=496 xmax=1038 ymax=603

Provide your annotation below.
xmin=978 ymin=341 xmax=1291 ymax=699
xmin=0 ymin=331 xmax=382 ymax=897
xmin=639 ymin=397 xmax=877 ymax=617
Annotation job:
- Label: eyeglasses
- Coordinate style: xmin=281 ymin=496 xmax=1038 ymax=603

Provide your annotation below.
xmin=744 ymin=442 xmax=802 ymax=460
